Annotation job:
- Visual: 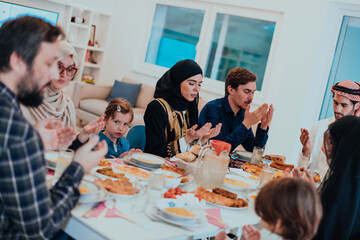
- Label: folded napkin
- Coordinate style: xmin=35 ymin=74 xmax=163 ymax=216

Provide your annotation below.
xmin=205 ymin=208 xmax=225 ymax=230
xmin=83 ymin=202 xmax=123 ymax=218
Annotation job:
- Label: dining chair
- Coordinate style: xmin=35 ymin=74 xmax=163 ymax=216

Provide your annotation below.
xmin=126 ymin=125 xmax=146 ymax=151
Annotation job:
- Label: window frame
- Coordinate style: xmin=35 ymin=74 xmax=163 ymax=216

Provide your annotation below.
xmin=133 ymin=0 xmax=282 ymax=103
xmin=318 ymin=3 xmax=360 ymax=120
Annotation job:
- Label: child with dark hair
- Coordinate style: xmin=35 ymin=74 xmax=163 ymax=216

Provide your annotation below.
xmin=242 ymin=177 xmax=322 ymax=240
xmin=99 ymin=98 xmax=142 ymax=158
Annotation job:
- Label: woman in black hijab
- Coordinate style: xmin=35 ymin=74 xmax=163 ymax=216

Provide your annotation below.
xmin=144 ymin=59 xmax=220 ymax=158
xmin=313 ymin=115 xmax=360 ymax=239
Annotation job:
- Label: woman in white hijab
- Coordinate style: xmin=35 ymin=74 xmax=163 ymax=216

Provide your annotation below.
xmin=22 ymin=40 xmax=78 ymax=128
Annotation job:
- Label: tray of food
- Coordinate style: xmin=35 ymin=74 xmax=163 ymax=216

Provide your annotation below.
xmin=113 ymin=164 xmax=151 ymax=180
xmin=94 ymin=178 xmax=140 ymax=198
xmin=196 ymin=187 xmax=248 ymax=209
xmin=92 ymin=166 xmax=128 ymax=181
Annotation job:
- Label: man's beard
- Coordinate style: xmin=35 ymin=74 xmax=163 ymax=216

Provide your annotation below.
xmin=17 ymin=72 xmax=48 ymax=107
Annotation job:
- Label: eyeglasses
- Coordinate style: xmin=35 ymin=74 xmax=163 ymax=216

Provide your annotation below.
xmin=58 ymin=62 xmax=78 ymax=77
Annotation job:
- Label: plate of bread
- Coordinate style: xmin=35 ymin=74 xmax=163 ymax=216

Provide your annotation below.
xmin=265 ymin=154 xmax=295 ymax=171
xmin=170 ymin=145 xmax=203 ymax=169
xmin=94 ymin=178 xmax=140 ymax=198
xmin=196 ymin=187 xmax=248 ymax=209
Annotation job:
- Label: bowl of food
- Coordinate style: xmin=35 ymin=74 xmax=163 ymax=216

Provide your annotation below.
xmin=79 ymin=179 xmax=102 ymax=200
xmin=155 ymin=198 xmax=203 ymax=222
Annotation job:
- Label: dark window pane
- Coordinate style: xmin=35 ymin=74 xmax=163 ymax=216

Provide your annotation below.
xmin=205 ymin=14 xmax=275 ymax=90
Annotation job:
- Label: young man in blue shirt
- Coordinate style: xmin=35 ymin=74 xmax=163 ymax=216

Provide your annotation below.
xmin=199 ymin=67 xmax=274 ymax=152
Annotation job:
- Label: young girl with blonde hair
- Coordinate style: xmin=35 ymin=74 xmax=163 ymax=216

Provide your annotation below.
xmin=99 ymin=98 xmax=141 ymax=158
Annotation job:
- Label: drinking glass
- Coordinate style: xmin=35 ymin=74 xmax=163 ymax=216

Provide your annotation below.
xmin=251 ymin=147 xmax=264 ymax=164
xmin=260 ymin=166 xmax=274 ymax=186
xmin=146 ymin=170 xmax=166 ymax=205
xmin=54 ymin=148 xmax=74 ymax=178
xmin=131 ymin=177 xmax=148 ymax=213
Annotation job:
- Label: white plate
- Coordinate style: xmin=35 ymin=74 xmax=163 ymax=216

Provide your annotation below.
xmin=91 ymin=166 xmax=129 ymax=181
xmin=229 ymin=167 xmax=261 ymax=181
xmin=234 ymin=150 xmax=253 ymax=161
xmin=113 ymin=164 xmax=151 ymax=180
xmin=149 ymin=206 xmax=205 ymax=227
xmin=123 ymin=156 xmax=156 ymax=171
xmin=109 ymin=191 xmax=140 ymax=199
xmin=126 ymin=153 xmax=165 ymax=169
xmin=79 ymin=186 xmax=108 ymax=204
xmin=44 ymin=151 xmax=58 ymax=169
xmin=204 ymin=199 xmax=249 ymax=210
xmin=52 ymin=178 xmax=108 ymax=204
xmin=155 ymin=198 xmax=204 ymax=223
xmin=223 ymin=174 xmax=259 ymax=191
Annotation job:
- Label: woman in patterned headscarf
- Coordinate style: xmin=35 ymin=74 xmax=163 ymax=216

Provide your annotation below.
xmin=144 ymin=59 xmax=220 ymax=158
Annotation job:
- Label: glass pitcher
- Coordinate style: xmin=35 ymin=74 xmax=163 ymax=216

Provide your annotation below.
xmin=199 ymin=140 xmax=231 ymax=189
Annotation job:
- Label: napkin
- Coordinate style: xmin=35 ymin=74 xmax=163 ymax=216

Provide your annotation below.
xmin=82 ymin=202 xmax=123 ymax=218
xmin=205 ymin=208 xmax=225 ymax=230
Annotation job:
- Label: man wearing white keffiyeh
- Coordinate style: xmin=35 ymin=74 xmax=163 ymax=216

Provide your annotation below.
xmin=298 ymin=80 xmax=360 ymax=180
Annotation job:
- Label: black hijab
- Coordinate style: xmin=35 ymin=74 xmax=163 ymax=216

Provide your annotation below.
xmin=154 ymin=59 xmax=203 ymax=126
xmin=314 ymin=116 xmax=360 ymax=240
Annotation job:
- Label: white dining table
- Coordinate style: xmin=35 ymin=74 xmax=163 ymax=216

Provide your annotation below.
xmin=60 ymin=174 xmax=260 ymax=240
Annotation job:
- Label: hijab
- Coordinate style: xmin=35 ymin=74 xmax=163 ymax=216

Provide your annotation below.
xmin=20 ymin=41 xmax=78 ymax=129
xmin=314 ymin=116 xmax=360 ymax=239
xmin=154 ymin=59 xmax=203 ymax=126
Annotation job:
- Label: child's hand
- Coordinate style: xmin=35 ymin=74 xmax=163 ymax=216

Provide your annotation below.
xmin=78 ymin=115 xmax=106 ymax=143
xmin=129 ymin=148 xmax=143 ymax=153
xmin=242 ymin=225 xmax=261 ymax=240
xmin=120 ymin=151 xmax=129 ymax=158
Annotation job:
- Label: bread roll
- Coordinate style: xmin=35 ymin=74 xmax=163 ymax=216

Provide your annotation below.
xmin=175 ymin=152 xmax=197 ymax=162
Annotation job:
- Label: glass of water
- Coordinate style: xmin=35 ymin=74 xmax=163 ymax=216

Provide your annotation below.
xmin=260 ymin=166 xmax=274 ymax=186
xmin=54 ymin=148 xmax=74 ymax=178
xmin=251 ymin=146 xmax=264 ymax=164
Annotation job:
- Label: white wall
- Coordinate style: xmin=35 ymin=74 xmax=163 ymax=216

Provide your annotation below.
xmin=13 ymin=0 xmax=360 ymax=163
xmin=102 ymin=0 xmax=355 ymax=164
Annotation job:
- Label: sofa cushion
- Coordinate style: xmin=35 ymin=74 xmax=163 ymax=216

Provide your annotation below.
xmin=106 ymin=80 xmax=142 ymax=107
xmin=80 ymin=99 xmax=108 ymax=116
xmin=122 ymin=77 xmax=154 ymax=109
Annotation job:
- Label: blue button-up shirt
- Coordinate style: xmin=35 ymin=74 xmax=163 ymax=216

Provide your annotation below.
xmin=99 ymin=130 xmax=130 ymax=158
xmin=199 ymin=96 xmax=268 ymax=152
